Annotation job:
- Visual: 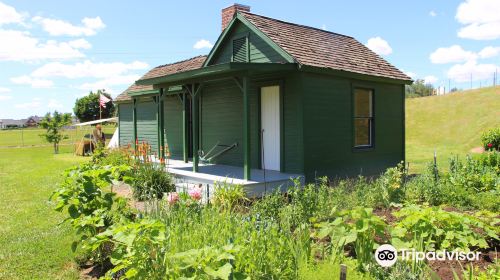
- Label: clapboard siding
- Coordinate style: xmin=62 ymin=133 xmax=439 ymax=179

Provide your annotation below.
xmin=119 ymin=103 xmax=134 ymax=146
xmin=136 ymin=100 xmax=158 ymax=152
xmin=164 ymin=95 xmax=183 ymax=157
xmin=211 ymin=22 xmax=286 ymax=65
xmin=201 ymin=81 xmax=245 ymax=166
xmin=302 ymin=73 xmax=404 ymax=179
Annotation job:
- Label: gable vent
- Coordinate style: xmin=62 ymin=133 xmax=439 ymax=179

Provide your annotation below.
xmin=232 ymin=37 xmax=248 ymax=62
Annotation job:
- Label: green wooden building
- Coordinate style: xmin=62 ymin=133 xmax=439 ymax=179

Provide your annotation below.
xmin=115 ymin=4 xmax=411 ymax=185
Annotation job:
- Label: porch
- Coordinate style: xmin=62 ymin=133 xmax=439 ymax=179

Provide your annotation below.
xmin=164 ymin=158 xmax=304 ymax=197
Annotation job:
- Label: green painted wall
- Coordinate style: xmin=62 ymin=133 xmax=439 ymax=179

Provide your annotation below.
xmin=136 ymin=99 xmax=158 ymax=152
xmin=163 ymin=95 xmax=184 ymax=158
xmin=200 ymin=80 xmax=244 ymax=166
xmin=210 ymin=21 xmax=287 ymax=65
xmin=301 ymin=73 xmax=404 ymax=180
xmin=118 ymin=103 xmax=134 ymax=146
xmin=198 ymin=72 xmax=303 ymax=174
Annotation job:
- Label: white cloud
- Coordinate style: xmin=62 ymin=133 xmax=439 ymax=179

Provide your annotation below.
xmin=32 ymin=16 xmax=105 ymax=36
xmin=429 ymin=10 xmax=437 ymax=17
xmin=15 ymin=99 xmax=42 ymax=109
xmin=424 ymin=75 xmax=438 ymax=84
xmin=321 ymin=24 xmax=327 ymax=30
xmin=47 ymin=99 xmax=63 ymax=109
xmin=478 ymin=46 xmax=500 ymax=58
xmin=193 ymin=39 xmax=213 ymax=49
xmin=366 ymin=37 xmax=393 ymax=56
xmin=0 ymin=87 xmax=11 ymax=93
xmin=447 ymin=60 xmax=498 ymax=82
xmin=429 ymin=45 xmax=477 ymax=64
xmin=0 ymin=29 xmax=88 ymax=62
xmin=456 ymin=0 xmax=500 ymax=40
xmin=77 ymin=74 xmax=141 ymax=91
xmin=68 ymin=38 xmax=92 ymax=49
xmin=0 ymin=2 xmax=26 ymax=25
xmin=0 ymin=95 xmax=12 ymax=101
xmin=10 ymin=75 xmax=54 ymax=88
xmin=31 ymin=60 xmax=149 ymax=79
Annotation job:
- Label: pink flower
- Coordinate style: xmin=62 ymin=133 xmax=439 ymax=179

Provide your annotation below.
xmin=487 ymin=143 xmax=493 ymax=148
xmin=189 ymin=188 xmax=202 ymax=201
xmin=166 ymin=192 xmax=179 ymax=205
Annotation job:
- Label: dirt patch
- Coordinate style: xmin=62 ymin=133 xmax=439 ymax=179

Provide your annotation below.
xmin=428 ymin=250 xmax=498 ymax=280
xmin=112 ymin=183 xmax=145 ymax=211
xmin=470 ymin=146 xmax=485 ymax=154
xmin=80 ymin=260 xmax=113 ymax=279
xmin=373 ymin=207 xmax=400 ymax=224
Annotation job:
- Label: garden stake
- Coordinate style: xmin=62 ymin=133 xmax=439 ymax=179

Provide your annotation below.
xmin=340 ymin=264 xmax=347 ymax=280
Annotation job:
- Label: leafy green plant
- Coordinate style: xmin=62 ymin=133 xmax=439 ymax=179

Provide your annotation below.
xmin=314 ymin=207 xmax=387 ymax=270
xmin=391 ymin=205 xmax=498 ymax=251
xmin=51 ymin=163 xmax=135 ymax=262
xmin=481 ymin=127 xmax=500 ymax=151
xmin=212 ymin=182 xmax=247 ymax=211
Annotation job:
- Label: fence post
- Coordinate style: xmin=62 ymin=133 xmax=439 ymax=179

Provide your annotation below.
xmin=340 ymin=264 xmax=347 ymax=280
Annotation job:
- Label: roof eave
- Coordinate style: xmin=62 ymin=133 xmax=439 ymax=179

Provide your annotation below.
xmin=300 ymin=65 xmax=413 ymax=85
xmin=136 ymin=62 xmax=298 ymax=87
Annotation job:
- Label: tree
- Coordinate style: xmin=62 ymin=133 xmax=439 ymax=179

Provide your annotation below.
xmin=73 ymin=90 xmax=114 ymax=122
xmin=405 ymin=79 xmax=435 ymax=98
xmin=39 ymin=111 xmax=72 ymax=154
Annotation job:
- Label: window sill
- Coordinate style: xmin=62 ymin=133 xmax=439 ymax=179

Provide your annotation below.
xmin=352 ymin=146 xmax=374 ymax=152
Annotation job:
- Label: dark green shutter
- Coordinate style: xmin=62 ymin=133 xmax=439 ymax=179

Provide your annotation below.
xmin=232 ymin=37 xmax=247 ymax=62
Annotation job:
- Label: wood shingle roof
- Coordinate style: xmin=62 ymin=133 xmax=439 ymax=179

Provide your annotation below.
xmin=115 ymin=55 xmax=207 ymax=102
xmin=239 ymin=11 xmax=411 ymax=81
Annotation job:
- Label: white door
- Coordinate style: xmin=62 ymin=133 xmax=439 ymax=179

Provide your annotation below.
xmin=261 ymin=85 xmax=281 ymax=171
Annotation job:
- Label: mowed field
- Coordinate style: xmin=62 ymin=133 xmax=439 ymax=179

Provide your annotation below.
xmin=406 ymin=86 xmax=500 ymax=172
xmin=0 ymin=146 xmax=86 ymax=279
xmin=0 ymin=125 xmax=116 ymax=148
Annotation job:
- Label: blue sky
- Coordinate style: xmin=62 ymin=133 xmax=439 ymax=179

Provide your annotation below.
xmin=0 ymin=0 xmax=499 ymax=119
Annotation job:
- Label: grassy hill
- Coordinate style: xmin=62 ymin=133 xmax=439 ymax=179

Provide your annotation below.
xmin=406 ymin=86 xmax=500 ymax=173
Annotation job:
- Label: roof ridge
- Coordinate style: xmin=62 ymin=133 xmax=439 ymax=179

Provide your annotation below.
xmin=153 ymin=55 xmax=208 ymax=69
xmin=238 ymin=10 xmax=353 ymax=39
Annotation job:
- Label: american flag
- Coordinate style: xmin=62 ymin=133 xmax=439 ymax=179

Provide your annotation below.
xmin=99 ymin=94 xmax=111 ymax=108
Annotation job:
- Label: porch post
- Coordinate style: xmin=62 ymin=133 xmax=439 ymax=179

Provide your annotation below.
xmin=158 ymin=88 xmax=165 ymax=159
xmin=243 ymin=76 xmax=251 ymax=180
xmin=182 ymin=92 xmax=189 ymax=163
xmin=132 ymin=98 xmax=138 ymax=150
xmin=192 ymin=84 xmax=199 ymax=172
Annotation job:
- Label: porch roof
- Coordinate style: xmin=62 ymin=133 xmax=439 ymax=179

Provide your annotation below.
xmin=135 ymin=62 xmax=298 ymax=88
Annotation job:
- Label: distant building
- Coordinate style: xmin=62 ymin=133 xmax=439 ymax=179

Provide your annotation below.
xmin=25 ymin=116 xmax=41 ymax=127
xmin=0 ymin=119 xmax=26 ymax=129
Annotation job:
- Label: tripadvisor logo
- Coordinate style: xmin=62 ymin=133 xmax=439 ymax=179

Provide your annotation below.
xmin=374 ymin=244 xmax=481 ymax=267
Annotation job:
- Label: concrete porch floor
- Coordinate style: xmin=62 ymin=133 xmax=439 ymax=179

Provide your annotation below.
xmin=163 ymin=158 xmax=304 ymax=197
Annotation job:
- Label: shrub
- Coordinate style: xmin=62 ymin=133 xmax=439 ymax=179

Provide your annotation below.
xmin=131 ymin=163 xmax=175 ymax=200
xmin=212 ymin=182 xmax=247 ymax=211
xmin=481 ymin=127 xmax=500 ymax=151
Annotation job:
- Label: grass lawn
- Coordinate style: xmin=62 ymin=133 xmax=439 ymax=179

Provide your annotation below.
xmin=0 ymin=125 xmax=116 ymax=147
xmin=406 ymin=86 xmax=500 ymax=173
xmin=0 ymin=146 xmax=87 ymax=280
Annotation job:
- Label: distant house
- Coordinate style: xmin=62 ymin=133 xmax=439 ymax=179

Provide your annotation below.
xmin=25 ymin=116 xmax=41 ymax=127
xmin=0 ymin=119 xmax=26 ymax=129
xmin=115 ymin=4 xmax=411 ymax=184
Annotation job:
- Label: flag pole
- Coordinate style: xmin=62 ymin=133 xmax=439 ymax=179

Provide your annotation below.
xmin=99 ymin=91 xmax=102 ymax=120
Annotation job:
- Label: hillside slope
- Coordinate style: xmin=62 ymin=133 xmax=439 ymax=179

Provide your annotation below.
xmin=406 ymin=86 xmax=500 ymax=173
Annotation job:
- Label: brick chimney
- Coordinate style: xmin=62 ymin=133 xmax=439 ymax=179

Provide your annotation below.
xmin=221 ymin=4 xmax=250 ymax=31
